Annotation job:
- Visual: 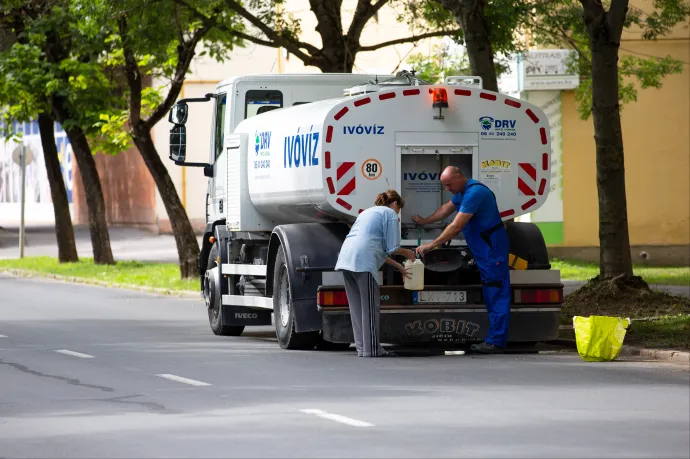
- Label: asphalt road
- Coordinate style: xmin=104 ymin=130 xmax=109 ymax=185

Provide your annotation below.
xmin=1 ymin=273 xmax=689 ymax=458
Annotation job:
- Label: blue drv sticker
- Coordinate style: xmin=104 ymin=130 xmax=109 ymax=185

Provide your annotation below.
xmin=411 ymin=291 xmax=419 ymax=304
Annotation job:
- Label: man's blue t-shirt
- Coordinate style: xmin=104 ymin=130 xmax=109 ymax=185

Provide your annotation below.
xmin=451 ymin=179 xmax=501 ymax=232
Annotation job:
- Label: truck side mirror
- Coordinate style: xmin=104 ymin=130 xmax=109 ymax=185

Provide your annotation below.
xmin=169 ymin=125 xmax=186 ymax=163
xmin=168 ymin=103 xmax=188 ymax=125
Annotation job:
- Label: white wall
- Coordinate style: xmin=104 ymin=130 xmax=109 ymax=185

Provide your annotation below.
xmin=0 ymin=121 xmax=75 ymax=228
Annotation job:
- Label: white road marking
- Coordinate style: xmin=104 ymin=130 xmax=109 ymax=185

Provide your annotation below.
xmin=55 ymin=349 xmax=94 ymax=359
xmin=0 ymin=335 xmax=7 ymax=338
xmin=299 ymin=409 xmax=374 ymax=427
xmin=156 ymin=373 xmax=212 ymax=387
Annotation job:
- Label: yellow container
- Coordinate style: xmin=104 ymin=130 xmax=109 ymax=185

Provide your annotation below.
xmin=508 ymin=253 xmax=528 ymax=270
xmin=573 ymin=315 xmax=631 ymax=362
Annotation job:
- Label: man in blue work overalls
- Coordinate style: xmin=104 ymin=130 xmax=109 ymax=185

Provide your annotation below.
xmin=412 ymin=166 xmax=510 ymax=354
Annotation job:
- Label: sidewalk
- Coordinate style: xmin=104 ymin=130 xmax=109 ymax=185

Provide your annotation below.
xmin=0 ymin=224 xmax=202 ymax=263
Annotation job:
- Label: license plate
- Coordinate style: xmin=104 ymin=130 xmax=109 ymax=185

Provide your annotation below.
xmin=414 ymin=291 xmax=467 ymax=304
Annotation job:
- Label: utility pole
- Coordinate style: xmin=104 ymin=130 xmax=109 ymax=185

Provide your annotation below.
xmin=19 ymin=143 xmax=26 ymax=258
xmin=276 ymin=2 xmax=284 ymax=74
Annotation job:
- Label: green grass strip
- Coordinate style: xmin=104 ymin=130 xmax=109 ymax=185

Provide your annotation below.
xmin=0 ymin=256 xmax=198 ymax=293
xmin=626 ymin=315 xmax=690 ymax=350
xmin=551 ymin=259 xmax=689 ymax=286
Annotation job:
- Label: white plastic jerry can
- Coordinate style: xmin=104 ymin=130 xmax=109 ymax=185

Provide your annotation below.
xmin=404 ymin=259 xmax=425 ymax=291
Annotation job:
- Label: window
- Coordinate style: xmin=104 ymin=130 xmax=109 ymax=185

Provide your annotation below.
xmin=214 ymin=93 xmax=227 ymax=159
xmin=245 ymin=90 xmax=283 ymax=119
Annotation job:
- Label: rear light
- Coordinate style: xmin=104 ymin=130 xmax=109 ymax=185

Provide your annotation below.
xmin=514 ymin=288 xmax=563 ymax=304
xmin=430 ymin=87 xmax=449 ymax=109
xmin=317 ymin=290 xmax=349 ymax=307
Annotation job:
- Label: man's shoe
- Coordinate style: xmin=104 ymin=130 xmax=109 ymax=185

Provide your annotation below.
xmin=470 ymin=342 xmax=503 ymax=354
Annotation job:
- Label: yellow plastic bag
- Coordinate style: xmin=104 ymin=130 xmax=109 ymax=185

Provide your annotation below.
xmin=573 ymin=315 xmax=631 ymax=362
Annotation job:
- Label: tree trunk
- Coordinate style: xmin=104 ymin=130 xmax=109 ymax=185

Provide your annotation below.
xmin=589 ymin=33 xmax=633 ymax=279
xmin=51 ymin=98 xmax=114 ymax=265
xmin=132 ymin=123 xmax=199 ymax=278
xmin=308 ymin=0 xmax=355 ymax=73
xmin=37 ymin=113 xmax=79 ymax=263
xmin=440 ymin=0 xmax=499 ymax=91
xmin=64 ymin=125 xmax=114 ymax=265
xmin=315 ymin=53 xmax=354 ymax=73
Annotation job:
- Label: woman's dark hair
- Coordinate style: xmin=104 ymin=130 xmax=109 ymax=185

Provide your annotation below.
xmin=375 ymin=189 xmax=404 ymax=208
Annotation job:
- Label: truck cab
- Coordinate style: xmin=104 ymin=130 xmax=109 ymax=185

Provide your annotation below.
xmin=167 ymin=72 xmax=563 ymax=351
xmin=198 ymin=74 xmax=391 ymax=224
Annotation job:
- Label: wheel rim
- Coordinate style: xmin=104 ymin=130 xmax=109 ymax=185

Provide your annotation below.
xmin=204 ymin=267 xmax=219 ymax=321
xmin=203 ymin=270 xmax=213 ymax=309
xmin=279 ymin=265 xmax=290 ymax=328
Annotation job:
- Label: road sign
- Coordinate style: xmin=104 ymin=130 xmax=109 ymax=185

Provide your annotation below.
xmin=12 ymin=144 xmax=34 ymax=166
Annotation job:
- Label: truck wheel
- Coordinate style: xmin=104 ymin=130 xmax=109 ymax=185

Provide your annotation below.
xmin=273 ymin=248 xmax=318 ymax=350
xmin=206 ymin=242 xmax=245 ymax=337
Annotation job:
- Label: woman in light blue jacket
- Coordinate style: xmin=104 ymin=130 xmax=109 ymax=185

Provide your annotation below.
xmin=335 ymin=190 xmax=416 ymax=357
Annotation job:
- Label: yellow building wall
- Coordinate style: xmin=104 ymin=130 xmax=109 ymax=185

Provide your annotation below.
xmin=561 ymin=37 xmax=690 ymax=248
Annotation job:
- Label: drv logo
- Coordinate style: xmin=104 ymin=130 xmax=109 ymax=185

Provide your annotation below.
xmin=343 ymin=125 xmax=384 ymax=135
xmin=479 ymin=116 xmax=516 ymax=130
xmin=255 ymin=131 xmax=272 ymax=155
xmin=284 ymin=127 xmax=319 ymax=168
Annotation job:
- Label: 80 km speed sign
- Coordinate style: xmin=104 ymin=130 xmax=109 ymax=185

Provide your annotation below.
xmin=361 ymin=158 xmax=382 ymax=180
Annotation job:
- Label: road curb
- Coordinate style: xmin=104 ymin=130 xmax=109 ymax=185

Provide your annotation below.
xmin=619 ymin=346 xmax=690 ymax=363
xmin=553 ymin=338 xmax=690 ymax=364
xmin=0 ymin=268 xmax=202 ymax=300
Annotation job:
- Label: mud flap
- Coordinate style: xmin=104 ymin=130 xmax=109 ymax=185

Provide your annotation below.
xmin=221 ymin=306 xmax=272 ymax=326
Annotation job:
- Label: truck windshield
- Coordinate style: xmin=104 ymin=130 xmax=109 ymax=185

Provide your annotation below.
xmin=245 ymin=90 xmax=283 ymax=119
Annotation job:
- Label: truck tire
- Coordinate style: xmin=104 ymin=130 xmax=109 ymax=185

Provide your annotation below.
xmin=207 ymin=242 xmax=245 ymax=337
xmin=273 ymin=248 xmax=319 ymax=350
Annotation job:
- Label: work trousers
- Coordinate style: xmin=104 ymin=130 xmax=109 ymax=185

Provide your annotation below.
xmin=342 ymin=270 xmax=386 ymax=357
xmin=481 ymin=268 xmax=511 ymax=348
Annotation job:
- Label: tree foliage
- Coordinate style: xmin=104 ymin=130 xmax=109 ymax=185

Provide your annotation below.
xmin=398 ymin=0 xmax=530 ymax=90
xmin=175 ymin=0 xmax=462 ymax=73
xmin=1 ymin=0 xmax=115 ymax=265
xmin=533 ymin=0 xmax=689 ymax=281
xmin=84 ymin=0 xmax=241 ymax=153
xmin=74 ymin=0 xmax=246 ymax=279
xmin=0 ymin=2 xmax=123 ymax=139
xmin=529 ymin=0 xmax=688 ymax=120
xmin=406 ymin=44 xmax=466 ymax=82
xmin=402 ymin=0 xmax=529 ymax=57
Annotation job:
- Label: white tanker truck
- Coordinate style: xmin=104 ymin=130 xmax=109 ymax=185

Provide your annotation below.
xmin=167 ymin=72 xmax=563 ymax=350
